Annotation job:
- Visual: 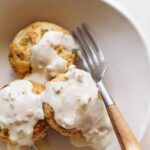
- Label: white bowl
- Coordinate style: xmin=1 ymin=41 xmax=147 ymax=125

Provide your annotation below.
xmin=0 ymin=0 xmax=150 ymax=149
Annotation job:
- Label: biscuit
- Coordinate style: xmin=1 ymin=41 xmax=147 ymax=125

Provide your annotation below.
xmin=43 ymin=74 xmax=83 ymax=139
xmin=9 ymin=22 xmax=75 ymax=78
xmin=0 ymin=81 xmax=49 ymax=145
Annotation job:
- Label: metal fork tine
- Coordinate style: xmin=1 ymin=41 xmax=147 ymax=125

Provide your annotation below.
xmin=77 ymin=50 xmax=90 ymax=72
xmin=76 ymin=27 xmax=95 ymax=69
xmin=81 ymin=24 xmax=107 ymax=77
xmin=80 ymin=25 xmax=100 ymax=65
xmin=82 ymin=24 xmax=105 ymax=63
xmin=77 ymin=27 xmax=98 ymax=68
xmin=72 ymin=31 xmax=91 ymax=72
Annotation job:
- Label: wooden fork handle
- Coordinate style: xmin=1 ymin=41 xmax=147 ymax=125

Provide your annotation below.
xmin=98 ymin=81 xmax=142 ymax=149
xmin=107 ymin=104 xmax=142 ymax=150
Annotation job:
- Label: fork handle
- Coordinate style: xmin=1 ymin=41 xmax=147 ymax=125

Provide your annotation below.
xmin=107 ymin=104 xmax=142 ymax=150
xmin=98 ymin=81 xmax=142 ymax=150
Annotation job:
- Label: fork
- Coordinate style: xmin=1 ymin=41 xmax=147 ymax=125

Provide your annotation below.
xmin=73 ymin=24 xmax=142 ymax=150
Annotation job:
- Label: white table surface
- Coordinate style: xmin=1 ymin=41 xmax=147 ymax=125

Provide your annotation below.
xmin=114 ymin=0 xmax=150 ymax=148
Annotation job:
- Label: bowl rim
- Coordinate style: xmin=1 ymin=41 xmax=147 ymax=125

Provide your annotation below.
xmin=102 ymin=0 xmax=150 ymax=142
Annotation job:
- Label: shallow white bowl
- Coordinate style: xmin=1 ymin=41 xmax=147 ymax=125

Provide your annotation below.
xmin=0 ymin=0 xmax=150 ymax=149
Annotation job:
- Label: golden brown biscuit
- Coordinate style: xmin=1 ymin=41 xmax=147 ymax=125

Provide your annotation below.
xmin=43 ymin=74 xmax=84 ymax=139
xmin=9 ymin=22 xmax=75 ymax=78
xmin=0 ymin=81 xmax=49 ymax=145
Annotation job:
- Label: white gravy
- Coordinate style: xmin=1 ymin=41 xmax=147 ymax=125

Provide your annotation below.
xmin=0 ymin=80 xmax=44 ymax=146
xmin=44 ymin=66 xmax=113 ymax=150
xmin=29 ymin=30 xmax=78 ymax=82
